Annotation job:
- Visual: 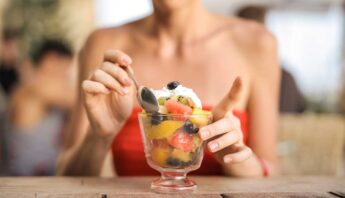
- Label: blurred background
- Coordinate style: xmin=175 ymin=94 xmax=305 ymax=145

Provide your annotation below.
xmin=0 ymin=0 xmax=344 ymax=176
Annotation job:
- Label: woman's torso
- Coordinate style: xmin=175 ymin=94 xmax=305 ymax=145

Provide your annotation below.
xmin=79 ymin=13 xmax=267 ymax=174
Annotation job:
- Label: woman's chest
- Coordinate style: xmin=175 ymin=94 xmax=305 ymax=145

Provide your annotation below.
xmin=125 ymin=44 xmax=251 ymax=109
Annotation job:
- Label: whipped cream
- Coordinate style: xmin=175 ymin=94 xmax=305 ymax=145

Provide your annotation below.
xmin=152 ymin=85 xmax=202 ymax=108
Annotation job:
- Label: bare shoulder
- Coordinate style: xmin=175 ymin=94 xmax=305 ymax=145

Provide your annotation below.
xmin=82 ymin=22 xmax=139 ymax=53
xmin=224 ymin=17 xmax=279 ymax=74
xmin=79 ymin=20 xmax=144 ymax=76
xmin=229 ymin=17 xmax=277 ymax=55
xmin=209 ymin=14 xmax=277 ymax=58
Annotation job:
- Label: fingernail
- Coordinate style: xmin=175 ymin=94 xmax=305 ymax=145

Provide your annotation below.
xmin=224 ymin=156 xmax=232 ymax=163
xmin=208 ymin=142 xmax=218 ymax=152
xmin=123 ymin=77 xmax=132 ymax=85
xmin=122 ymin=56 xmax=132 ymax=65
xmin=199 ymin=128 xmax=210 ymax=140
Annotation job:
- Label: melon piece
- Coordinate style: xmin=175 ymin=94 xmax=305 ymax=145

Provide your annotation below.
xmin=167 ymin=129 xmax=195 ymax=152
xmin=165 ymin=100 xmax=192 ymax=115
xmin=147 ymin=120 xmax=184 ymax=140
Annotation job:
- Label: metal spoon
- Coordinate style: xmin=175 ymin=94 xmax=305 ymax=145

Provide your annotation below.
xmin=122 ymin=66 xmax=159 ymax=113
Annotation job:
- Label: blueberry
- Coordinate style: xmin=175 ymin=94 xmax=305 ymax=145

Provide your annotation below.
xmin=166 ymin=158 xmax=182 ymax=167
xmin=167 ymin=81 xmax=180 ymax=90
xmin=151 ymin=114 xmax=166 ymax=125
xmin=166 ymin=158 xmax=192 ymax=167
xmin=183 ymin=120 xmax=199 ymax=134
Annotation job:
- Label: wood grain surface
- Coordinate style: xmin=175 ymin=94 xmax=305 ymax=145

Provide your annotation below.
xmin=0 ymin=176 xmax=344 ymax=197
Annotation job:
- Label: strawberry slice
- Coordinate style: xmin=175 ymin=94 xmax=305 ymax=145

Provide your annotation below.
xmin=152 ymin=138 xmax=170 ymax=148
xmin=167 ymin=130 xmax=194 ymax=152
xmin=165 ymin=99 xmax=192 ymax=115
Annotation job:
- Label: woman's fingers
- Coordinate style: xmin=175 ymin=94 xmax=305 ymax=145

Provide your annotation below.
xmin=207 ymin=130 xmax=240 ymax=153
xmin=84 ymin=50 xmax=134 ymax=97
xmin=101 ymin=62 xmax=132 ymax=86
xmin=82 ymin=80 xmax=110 ymax=95
xmin=212 ymin=77 xmax=242 ymax=120
xmin=104 ymin=49 xmax=132 ymax=66
xmin=199 ymin=116 xmax=240 ymax=140
xmin=90 ymin=69 xmax=128 ymax=95
xmin=219 ymin=77 xmax=242 ymax=111
xmin=223 ymin=145 xmax=252 ymax=163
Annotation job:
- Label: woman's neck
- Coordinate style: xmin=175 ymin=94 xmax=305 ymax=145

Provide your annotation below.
xmin=149 ymin=2 xmax=212 ymax=57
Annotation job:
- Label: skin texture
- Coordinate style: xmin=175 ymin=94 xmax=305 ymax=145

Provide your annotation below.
xmin=57 ymin=0 xmax=280 ymax=177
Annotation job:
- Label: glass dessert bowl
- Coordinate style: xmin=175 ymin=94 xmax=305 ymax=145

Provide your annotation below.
xmin=139 ymin=113 xmax=212 ymax=193
xmin=138 ymin=81 xmax=212 ymax=193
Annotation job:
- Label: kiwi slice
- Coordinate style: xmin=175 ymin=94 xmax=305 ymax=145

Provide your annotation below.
xmin=177 ymin=95 xmax=190 ymax=106
xmin=157 ymin=97 xmax=169 ymax=105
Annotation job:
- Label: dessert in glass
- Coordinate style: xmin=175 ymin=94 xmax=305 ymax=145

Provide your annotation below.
xmin=138 ymin=81 xmax=212 ymax=193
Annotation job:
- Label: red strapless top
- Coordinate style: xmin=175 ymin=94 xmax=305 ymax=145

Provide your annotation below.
xmin=112 ymin=106 xmax=248 ymax=176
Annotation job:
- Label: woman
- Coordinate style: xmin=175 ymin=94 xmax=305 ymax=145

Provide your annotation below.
xmin=57 ymin=0 xmax=280 ymax=177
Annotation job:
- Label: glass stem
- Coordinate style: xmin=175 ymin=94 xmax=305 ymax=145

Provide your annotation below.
xmin=161 ymin=171 xmax=187 ymax=180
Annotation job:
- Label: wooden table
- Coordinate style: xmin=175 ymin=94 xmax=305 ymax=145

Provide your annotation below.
xmin=0 ymin=176 xmax=344 ymax=197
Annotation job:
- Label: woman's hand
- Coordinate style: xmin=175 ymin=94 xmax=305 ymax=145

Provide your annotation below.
xmin=199 ymin=77 xmax=253 ymax=164
xmin=82 ymin=49 xmax=135 ymax=139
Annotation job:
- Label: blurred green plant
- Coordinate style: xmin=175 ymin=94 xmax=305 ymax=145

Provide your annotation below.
xmin=4 ymin=0 xmax=71 ymax=60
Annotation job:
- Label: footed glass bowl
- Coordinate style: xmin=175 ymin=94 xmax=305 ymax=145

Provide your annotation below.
xmin=138 ymin=113 xmax=212 ymax=193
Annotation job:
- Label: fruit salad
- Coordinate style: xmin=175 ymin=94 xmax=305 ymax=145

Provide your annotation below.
xmin=140 ymin=81 xmax=212 ymax=169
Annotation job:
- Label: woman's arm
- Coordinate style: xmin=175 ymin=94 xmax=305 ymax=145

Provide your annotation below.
xmin=223 ymin=29 xmax=280 ymax=177
xmin=57 ymin=28 xmax=135 ymax=176
xmin=56 ymin=31 xmax=107 ymax=176
xmin=57 ymin=30 xmax=126 ymax=176
xmin=245 ymin=32 xmax=280 ymax=176
xmin=198 ymin=27 xmax=280 ymax=177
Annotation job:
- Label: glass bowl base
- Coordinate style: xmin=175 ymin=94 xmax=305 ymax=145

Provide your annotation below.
xmin=151 ymin=176 xmax=196 ymax=193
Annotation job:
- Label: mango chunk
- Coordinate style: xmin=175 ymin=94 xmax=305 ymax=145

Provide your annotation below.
xmin=147 ymin=120 xmax=184 ymax=140
xmin=171 ymin=149 xmax=191 ymax=162
xmin=151 ymin=147 xmax=171 ymax=166
xmin=189 ymin=108 xmax=212 ymax=126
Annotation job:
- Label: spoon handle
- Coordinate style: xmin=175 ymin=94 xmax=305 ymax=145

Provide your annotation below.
xmin=121 ymin=66 xmax=139 ymax=91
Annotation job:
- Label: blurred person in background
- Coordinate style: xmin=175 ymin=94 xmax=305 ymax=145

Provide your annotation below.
xmin=0 ymin=87 xmax=6 ymax=175
xmin=237 ymin=5 xmax=306 ymax=113
xmin=58 ymin=0 xmax=280 ymax=177
xmin=0 ymin=28 xmax=21 ymax=175
xmin=0 ymin=29 xmax=20 ymax=97
xmin=3 ymin=39 xmax=76 ymax=176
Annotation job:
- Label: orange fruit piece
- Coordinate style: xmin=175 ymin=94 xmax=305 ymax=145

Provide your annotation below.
xmin=189 ymin=108 xmax=212 ymax=126
xmin=147 ymin=120 xmax=184 ymax=140
xmin=150 ymin=147 xmax=171 ymax=166
xmin=171 ymin=149 xmax=191 ymax=162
